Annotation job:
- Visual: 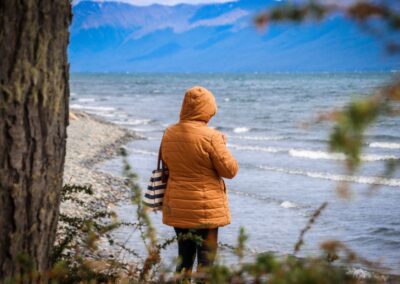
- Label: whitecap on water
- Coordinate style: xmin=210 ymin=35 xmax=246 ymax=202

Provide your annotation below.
xmin=259 ymin=165 xmax=400 ymax=187
xmin=228 ymin=143 xmax=285 ymax=153
xmin=230 ymin=135 xmax=286 ymax=141
xmin=369 ymin=142 xmax=400 ymax=149
xmin=233 ymin=127 xmax=250 ymax=133
xmin=230 ymin=189 xmax=307 ymax=210
xmin=289 ymin=149 xmax=398 ymax=162
xmin=70 ymin=104 xmax=116 ymax=112
xmin=129 ymin=127 xmax=157 ymax=133
xmin=229 ymin=143 xmax=399 ymax=162
xmin=114 ymin=119 xmax=153 ymax=126
xmin=130 ymin=149 xmax=158 ymax=156
xmin=289 ymin=149 xmax=345 ymax=160
xmin=280 ymin=201 xmax=298 ymax=209
xmin=76 ymin=97 xmax=96 ymax=103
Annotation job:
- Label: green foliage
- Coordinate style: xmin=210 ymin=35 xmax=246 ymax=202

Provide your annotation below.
xmin=157 ymin=250 xmax=382 ymax=284
xmin=53 ymin=184 xmax=114 ymax=263
xmin=234 ymin=227 xmax=248 ymax=265
xmin=207 ymin=264 xmax=232 ymax=284
xmin=329 ymin=97 xmax=384 ymax=170
xmin=326 ymin=81 xmax=400 ymax=179
xmin=50 ymin=183 xmax=143 ymax=283
xmin=239 ymin=253 xmax=349 ymax=284
xmin=120 ymin=147 xmax=162 ymax=281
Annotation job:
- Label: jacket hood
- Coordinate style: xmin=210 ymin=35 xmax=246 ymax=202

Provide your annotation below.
xmin=179 ymin=86 xmax=217 ymax=123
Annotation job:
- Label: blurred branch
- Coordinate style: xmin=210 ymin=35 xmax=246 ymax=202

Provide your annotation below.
xmin=320 ymin=79 xmax=400 ymax=171
xmin=255 ymin=0 xmax=400 ymax=53
xmin=294 ymin=202 xmax=328 ymax=254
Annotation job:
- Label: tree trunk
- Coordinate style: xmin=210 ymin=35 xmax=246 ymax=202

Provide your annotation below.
xmin=0 ymin=0 xmax=71 ymax=280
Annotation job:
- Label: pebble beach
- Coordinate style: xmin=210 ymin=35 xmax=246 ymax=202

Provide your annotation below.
xmin=60 ymin=110 xmax=138 ymax=239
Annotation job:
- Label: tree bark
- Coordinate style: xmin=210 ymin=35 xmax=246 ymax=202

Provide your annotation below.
xmin=0 ymin=0 xmax=71 ymax=280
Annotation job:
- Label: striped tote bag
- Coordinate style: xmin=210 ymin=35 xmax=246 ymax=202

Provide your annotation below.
xmin=143 ymin=139 xmax=168 ymax=211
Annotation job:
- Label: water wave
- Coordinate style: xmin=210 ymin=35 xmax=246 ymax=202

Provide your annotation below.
xmin=366 ymin=134 xmax=400 ymax=141
xmin=230 ymin=189 xmax=306 ymax=209
xmin=129 ymin=128 xmax=158 ymax=133
xmin=258 ymin=165 xmax=400 ymax=187
xmin=229 ymin=143 xmax=399 ymax=162
xmin=114 ymin=119 xmax=153 ymax=126
xmin=289 ymin=149 xmax=345 ymax=160
xmin=99 ymin=113 xmax=120 ymax=118
xmin=70 ymin=104 xmax=116 ymax=112
xmin=76 ymin=97 xmax=96 ymax=103
xmin=233 ymin=127 xmax=250 ymax=133
xmin=228 ymin=144 xmax=285 ymax=153
xmin=289 ymin=149 xmax=398 ymax=162
xmin=130 ymin=149 xmax=158 ymax=156
xmin=280 ymin=201 xmax=298 ymax=209
xmin=369 ymin=227 xmax=399 ymax=236
xmin=369 ymin=142 xmax=400 ymax=149
xmin=230 ymin=135 xmax=287 ymax=141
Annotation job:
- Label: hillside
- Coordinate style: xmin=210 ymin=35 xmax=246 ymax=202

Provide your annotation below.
xmin=69 ymin=0 xmax=399 ymax=72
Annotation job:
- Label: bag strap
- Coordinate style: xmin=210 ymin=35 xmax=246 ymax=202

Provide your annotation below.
xmin=157 ymin=145 xmax=162 ymax=170
xmin=157 ymin=131 xmax=169 ymax=183
xmin=157 ymin=131 xmax=166 ymax=170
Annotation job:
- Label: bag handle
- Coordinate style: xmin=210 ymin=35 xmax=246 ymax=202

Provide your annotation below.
xmin=157 ymin=143 xmax=163 ymax=170
xmin=157 ymin=131 xmax=169 ymax=183
xmin=157 ymin=131 xmax=166 ymax=171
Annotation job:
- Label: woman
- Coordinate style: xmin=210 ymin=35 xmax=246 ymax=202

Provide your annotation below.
xmin=161 ymin=86 xmax=239 ymax=274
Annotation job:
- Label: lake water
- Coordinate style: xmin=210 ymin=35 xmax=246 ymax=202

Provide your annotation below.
xmin=70 ymin=73 xmax=400 ymax=275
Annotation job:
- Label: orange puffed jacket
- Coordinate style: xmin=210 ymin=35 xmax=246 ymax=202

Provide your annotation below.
xmin=161 ymin=86 xmax=239 ymax=229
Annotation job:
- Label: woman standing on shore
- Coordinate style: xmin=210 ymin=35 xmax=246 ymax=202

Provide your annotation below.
xmin=161 ymin=86 xmax=239 ymax=275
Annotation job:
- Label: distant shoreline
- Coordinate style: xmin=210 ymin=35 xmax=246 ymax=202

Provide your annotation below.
xmin=70 ymin=71 xmax=398 ymax=75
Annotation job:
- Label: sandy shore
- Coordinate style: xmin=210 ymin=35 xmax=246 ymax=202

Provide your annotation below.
xmin=60 ymin=110 xmax=139 ymax=227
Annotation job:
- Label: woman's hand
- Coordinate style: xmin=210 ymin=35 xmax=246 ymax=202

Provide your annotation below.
xmin=210 ymin=132 xmax=238 ymax=179
xmin=222 ymin=133 xmax=227 ymax=144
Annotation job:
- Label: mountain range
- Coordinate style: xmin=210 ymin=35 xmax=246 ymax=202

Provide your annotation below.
xmin=69 ymin=0 xmax=400 ymax=72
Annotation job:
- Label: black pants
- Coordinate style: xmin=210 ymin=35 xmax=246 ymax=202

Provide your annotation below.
xmin=174 ymin=227 xmax=218 ymax=273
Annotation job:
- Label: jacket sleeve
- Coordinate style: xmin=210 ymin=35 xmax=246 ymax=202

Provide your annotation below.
xmin=209 ymin=132 xmax=239 ymax=179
